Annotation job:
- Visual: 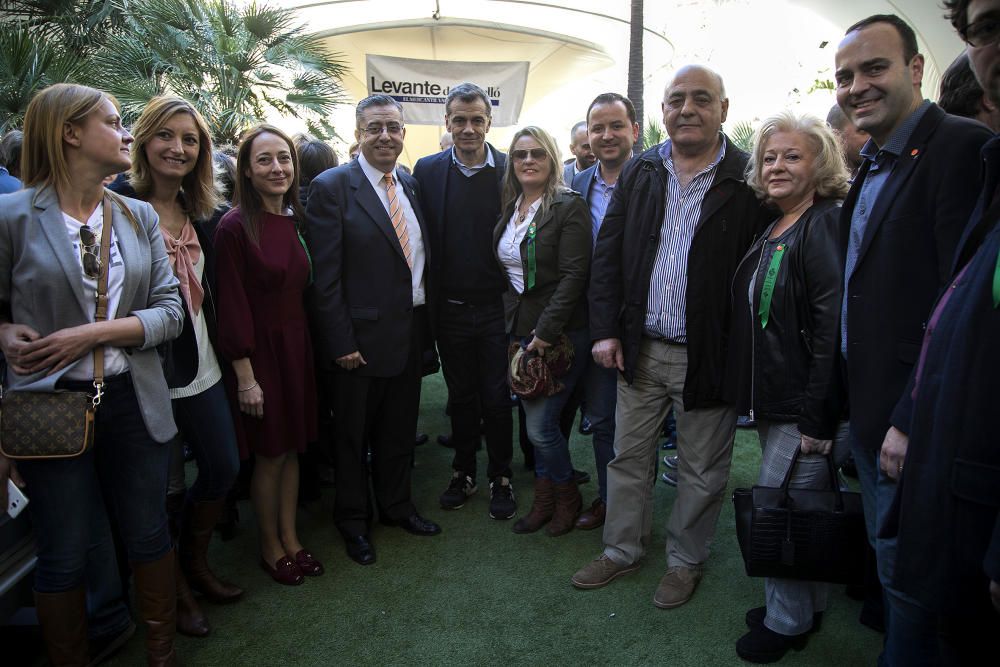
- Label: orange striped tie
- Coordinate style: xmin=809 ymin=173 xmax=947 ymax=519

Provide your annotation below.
xmin=384 ymin=173 xmax=412 ymax=269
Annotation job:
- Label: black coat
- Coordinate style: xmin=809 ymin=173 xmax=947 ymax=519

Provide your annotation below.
xmin=305 ymin=160 xmax=434 ymax=377
xmin=725 ymin=199 xmax=845 ymax=438
xmin=882 ymin=143 xmax=1000 ymax=614
xmin=108 ymin=178 xmax=226 ymax=388
xmin=841 ymin=104 xmax=991 ymax=452
xmin=589 ymin=137 xmax=769 ymax=409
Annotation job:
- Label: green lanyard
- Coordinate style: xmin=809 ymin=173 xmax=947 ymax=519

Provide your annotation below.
xmin=525 ymin=220 xmax=537 ymax=291
xmin=297 ymin=229 xmax=314 ymax=285
xmin=992 ymin=243 xmax=999 ymax=308
xmin=757 ymin=244 xmax=786 ymax=329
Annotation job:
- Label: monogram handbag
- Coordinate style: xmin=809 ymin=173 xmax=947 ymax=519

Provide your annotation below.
xmin=0 ymin=197 xmax=114 ymax=460
xmin=732 ymin=446 xmax=867 ymax=585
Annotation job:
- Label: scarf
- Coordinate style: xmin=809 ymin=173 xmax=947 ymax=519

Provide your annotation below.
xmin=163 ymin=219 xmax=204 ymax=316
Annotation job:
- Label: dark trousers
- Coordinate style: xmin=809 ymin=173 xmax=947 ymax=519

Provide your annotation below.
xmin=436 ymin=299 xmax=513 ymax=480
xmin=171 ymin=380 xmax=240 ymax=501
xmin=331 ymin=307 xmax=425 ymax=536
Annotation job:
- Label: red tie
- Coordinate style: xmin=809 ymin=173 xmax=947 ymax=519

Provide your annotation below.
xmin=384 ymin=173 xmax=412 ymax=269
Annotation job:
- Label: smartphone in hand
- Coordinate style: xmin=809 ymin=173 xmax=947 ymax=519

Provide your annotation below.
xmin=6 ymin=479 xmax=28 ymax=519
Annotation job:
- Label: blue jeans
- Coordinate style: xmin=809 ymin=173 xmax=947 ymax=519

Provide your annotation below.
xmin=172 ymin=380 xmax=240 ymax=501
xmin=519 ymin=328 xmax=589 ymax=484
xmin=583 ymin=359 xmax=617 ymax=501
xmin=851 ymin=434 xmax=940 ymax=666
xmin=18 ymin=374 xmax=172 ymax=597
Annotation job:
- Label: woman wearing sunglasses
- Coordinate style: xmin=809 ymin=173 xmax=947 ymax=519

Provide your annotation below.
xmin=494 ymin=126 xmax=591 ymax=536
xmin=214 ymin=124 xmax=320 ymax=586
xmin=0 ymin=83 xmax=183 ymax=666
xmin=111 ymin=96 xmax=242 ymax=637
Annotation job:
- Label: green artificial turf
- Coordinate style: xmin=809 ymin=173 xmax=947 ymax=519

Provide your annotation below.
xmin=103 ymin=371 xmax=881 ymax=666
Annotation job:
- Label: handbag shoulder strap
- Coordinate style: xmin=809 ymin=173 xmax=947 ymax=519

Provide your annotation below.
xmin=92 ymin=196 xmax=115 ymax=395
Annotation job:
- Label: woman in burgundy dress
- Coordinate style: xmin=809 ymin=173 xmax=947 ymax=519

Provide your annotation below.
xmin=214 ymin=124 xmax=320 ymax=586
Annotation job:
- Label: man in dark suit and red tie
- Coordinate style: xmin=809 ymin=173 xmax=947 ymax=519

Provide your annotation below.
xmin=306 ymin=95 xmax=441 ymax=567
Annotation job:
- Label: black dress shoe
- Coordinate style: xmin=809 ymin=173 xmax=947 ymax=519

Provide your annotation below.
xmin=437 ymin=434 xmax=453 ymax=448
xmin=383 ymin=513 xmax=442 ymax=536
xmin=344 ymin=534 xmax=376 ymax=565
xmin=414 ymin=433 xmax=429 ymax=446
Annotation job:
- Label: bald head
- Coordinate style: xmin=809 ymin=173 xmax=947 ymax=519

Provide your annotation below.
xmin=666 ymin=65 xmax=727 ymax=101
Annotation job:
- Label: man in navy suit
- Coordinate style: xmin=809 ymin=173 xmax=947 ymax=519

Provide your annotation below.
xmin=834 ymin=14 xmax=991 ymax=664
xmin=307 ymin=95 xmax=441 ymax=567
xmin=884 ymin=2 xmax=1000 ymax=659
xmin=569 ymin=93 xmax=638 ymax=530
xmin=412 ymin=83 xmax=516 ymax=520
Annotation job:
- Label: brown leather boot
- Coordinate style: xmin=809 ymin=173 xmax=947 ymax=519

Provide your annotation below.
xmin=512 ymin=477 xmax=555 ymax=533
xmin=546 ymin=480 xmax=582 ymax=536
xmin=574 ymin=497 xmax=606 ymax=530
xmin=132 ymin=551 xmax=178 ymax=667
xmin=34 ymin=588 xmax=88 ymax=666
xmin=167 ymin=492 xmax=209 ymax=636
xmin=181 ymin=500 xmax=244 ymax=604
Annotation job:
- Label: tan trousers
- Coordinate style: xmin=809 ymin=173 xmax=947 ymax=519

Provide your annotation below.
xmin=602 ymin=338 xmax=736 ymax=568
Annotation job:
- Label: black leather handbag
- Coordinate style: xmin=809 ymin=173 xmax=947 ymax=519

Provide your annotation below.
xmin=733 ymin=447 xmax=866 ymax=584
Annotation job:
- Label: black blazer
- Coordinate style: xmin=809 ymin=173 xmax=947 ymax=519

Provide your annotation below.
xmin=412 ymin=144 xmax=506 ymax=294
xmin=840 ymin=104 xmax=991 ymax=452
xmin=306 ymin=159 xmax=434 ymax=378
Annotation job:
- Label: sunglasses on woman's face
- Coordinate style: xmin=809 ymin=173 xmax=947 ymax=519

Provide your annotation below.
xmin=79 ymin=225 xmax=101 ymax=279
xmin=511 ymin=148 xmax=548 ymax=162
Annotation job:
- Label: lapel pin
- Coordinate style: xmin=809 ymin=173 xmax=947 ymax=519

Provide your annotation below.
xmin=910 ymin=149 xmax=920 ymax=157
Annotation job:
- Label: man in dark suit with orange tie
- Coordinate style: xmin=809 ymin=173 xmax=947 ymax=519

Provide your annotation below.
xmin=306 ymin=95 xmax=441 ymax=567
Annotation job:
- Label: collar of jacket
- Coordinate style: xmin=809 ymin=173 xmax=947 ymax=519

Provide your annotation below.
xmin=635 ymin=133 xmax=748 ymax=187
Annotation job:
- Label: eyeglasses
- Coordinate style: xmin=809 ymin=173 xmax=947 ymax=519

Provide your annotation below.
xmin=361 ymin=123 xmax=404 ymax=137
xmin=79 ymin=225 xmax=101 ymax=279
xmin=511 ymin=148 xmax=548 ymax=162
xmin=961 ymin=15 xmax=1000 ymax=47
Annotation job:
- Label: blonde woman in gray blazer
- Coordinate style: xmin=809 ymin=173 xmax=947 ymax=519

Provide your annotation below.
xmin=0 ymin=84 xmax=183 ymax=667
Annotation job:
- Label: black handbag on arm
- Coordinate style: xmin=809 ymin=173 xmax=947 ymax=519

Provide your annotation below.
xmin=733 ymin=446 xmax=866 ymax=585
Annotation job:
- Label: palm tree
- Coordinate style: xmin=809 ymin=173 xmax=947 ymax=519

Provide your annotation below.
xmin=627 ymin=0 xmax=644 ymax=151
xmin=642 ymin=118 xmax=665 ymax=149
xmin=0 ymin=26 xmax=85 ymax=132
xmin=728 ymin=120 xmax=756 ymax=153
xmin=92 ymin=0 xmax=348 ymax=143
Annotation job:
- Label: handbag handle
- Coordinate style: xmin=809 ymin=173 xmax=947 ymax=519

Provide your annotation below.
xmin=778 ymin=444 xmax=845 ymax=512
xmin=90 ymin=196 xmax=114 ymax=408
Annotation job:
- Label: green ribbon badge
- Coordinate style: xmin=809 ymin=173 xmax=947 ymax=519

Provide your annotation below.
xmin=525 ymin=220 xmax=537 ymax=291
xmin=992 ymin=242 xmax=999 ymax=308
xmin=758 ymin=244 xmax=786 ymax=329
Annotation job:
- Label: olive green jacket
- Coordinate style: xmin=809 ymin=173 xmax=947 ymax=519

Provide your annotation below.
xmin=492 ymin=189 xmax=591 ymax=342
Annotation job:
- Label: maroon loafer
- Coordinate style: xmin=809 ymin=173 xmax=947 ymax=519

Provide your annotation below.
xmin=259 ymin=556 xmax=304 ymax=586
xmin=293 ymin=549 xmax=324 ymax=576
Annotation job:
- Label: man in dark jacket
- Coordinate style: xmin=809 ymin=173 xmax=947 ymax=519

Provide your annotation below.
xmin=412 ymin=83 xmax=515 ymax=521
xmin=571 ymin=65 xmax=767 ymax=609
xmin=882 ymin=0 xmax=1000 ymax=661
xmin=834 ymin=14 xmax=991 ymax=665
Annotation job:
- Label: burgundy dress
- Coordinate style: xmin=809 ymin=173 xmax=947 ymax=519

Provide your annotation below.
xmin=214 ymin=208 xmax=317 ymax=458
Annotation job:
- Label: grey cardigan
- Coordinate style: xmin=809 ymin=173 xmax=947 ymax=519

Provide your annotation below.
xmin=0 ymin=186 xmax=183 ymax=443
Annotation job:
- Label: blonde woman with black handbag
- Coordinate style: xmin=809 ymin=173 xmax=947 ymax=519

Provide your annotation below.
xmin=0 ymin=83 xmax=183 ymax=666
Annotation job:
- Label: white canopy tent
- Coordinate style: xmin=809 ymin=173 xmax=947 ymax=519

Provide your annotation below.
xmin=280 ymin=0 xmax=967 ymax=164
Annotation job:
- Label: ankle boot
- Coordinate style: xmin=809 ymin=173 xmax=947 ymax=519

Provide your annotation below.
xmin=181 ymin=499 xmax=244 ymax=604
xmin=34 ymin=588 xmax=89 ymax=666
xmin=132 ymin=551 xmax=178 ymax=667
xmin=512 ymin=477 xmax=555 ymax=534
xmin=546 ymin=480 xmax=583 ymax=536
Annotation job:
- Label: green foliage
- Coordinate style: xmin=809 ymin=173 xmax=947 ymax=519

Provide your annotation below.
xmin=0 ymin=0 xmax=348 ymax=143
xmin=728 ymin=120 xmax=756 ymax=153
xmin=642 ymin=118 xmax=665 ymax=148
xmin=808 ymin=78 xmax=835 ymax=93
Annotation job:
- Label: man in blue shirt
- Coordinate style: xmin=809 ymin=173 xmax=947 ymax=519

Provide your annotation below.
xmin=569 ymin=93 xmax=639 ymax=531
xmin=834 ymin=13 xmax=991 ymax=665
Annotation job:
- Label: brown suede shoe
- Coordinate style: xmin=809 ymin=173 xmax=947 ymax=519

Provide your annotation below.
xmin=512 ymin=477 xmax=555 ymax=534
xmin=546 ymin=480 xmax=582 ymax=536
xmin=653 ymin=565 xmax=703 ymax=609
xmin=571 ymin=555 xmax=641 ymax=589
xmin=574 ymin=497 xmax=606 ymax=530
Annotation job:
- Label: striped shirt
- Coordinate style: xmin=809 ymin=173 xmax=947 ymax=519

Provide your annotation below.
xmin=644 ymin=137 xmax=726 ymax=341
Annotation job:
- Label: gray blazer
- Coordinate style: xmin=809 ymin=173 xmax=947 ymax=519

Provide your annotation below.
xmin=0 ymin=186 xmax=183 ymax=442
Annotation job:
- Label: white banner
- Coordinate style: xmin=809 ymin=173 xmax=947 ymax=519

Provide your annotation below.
xmin=365 ymin=55 xmax=529 ymax=126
